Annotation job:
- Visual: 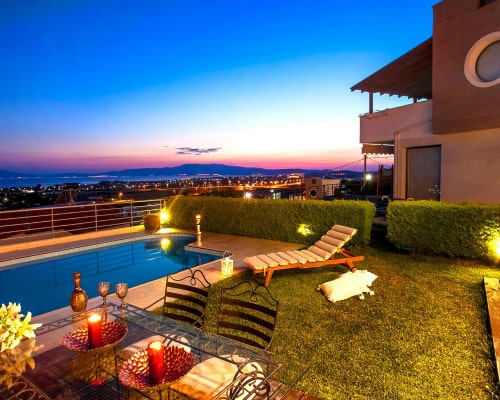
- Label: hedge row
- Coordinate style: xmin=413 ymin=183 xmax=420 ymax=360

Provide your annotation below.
xmin=165 ymin=196 xmax=375 ymax=247
xmin=386 ymin=200 xmax=500 ymax=263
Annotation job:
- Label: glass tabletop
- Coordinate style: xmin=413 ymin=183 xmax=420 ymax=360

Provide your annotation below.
xmin=10 ymin=301 xmax=308 ymax=399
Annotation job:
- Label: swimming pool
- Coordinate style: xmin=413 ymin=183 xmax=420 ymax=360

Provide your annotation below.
xmin=0 ymin=234 xmax=222 ymax=316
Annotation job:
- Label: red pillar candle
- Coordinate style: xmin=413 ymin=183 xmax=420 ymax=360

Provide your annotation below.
xmin=87 ymin=313 xmax=103 ymax=349
xmin=147 ymin=340 xmax=165 ymax=385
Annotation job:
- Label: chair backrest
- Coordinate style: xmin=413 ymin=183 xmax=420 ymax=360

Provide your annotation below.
xmin=217 ymin=281 xmax=279 ymax=351
xmin=160 ymin=267 xmax=211 ymax=328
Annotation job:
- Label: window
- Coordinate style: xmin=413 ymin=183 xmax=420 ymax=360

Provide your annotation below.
xmin=464 ymin=32 xmax=500 ymax=88
xmin=476 ymin=41 xmax=500 ymax=82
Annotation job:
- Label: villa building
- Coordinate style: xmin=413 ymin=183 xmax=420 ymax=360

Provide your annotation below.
xmin=351 ymin=0 xmax=500 ymax=203
xmin=304 ymin=177 xmax=341 ymax=200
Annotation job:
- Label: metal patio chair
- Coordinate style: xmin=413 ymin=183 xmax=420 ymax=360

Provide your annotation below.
xmin=144 ymin=267 xmax=211 ymax=328
xmin=216 ymin=280 xmax=279 ymax=351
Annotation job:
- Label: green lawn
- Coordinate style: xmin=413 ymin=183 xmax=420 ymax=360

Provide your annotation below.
xmin=203 ymin=234 xmax=500 ymax=399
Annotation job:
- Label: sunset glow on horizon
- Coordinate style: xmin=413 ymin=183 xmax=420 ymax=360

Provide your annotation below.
xmin=1 ymin=1 xmax=437 ymax=175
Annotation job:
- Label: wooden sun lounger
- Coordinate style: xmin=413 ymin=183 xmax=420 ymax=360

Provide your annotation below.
xmin=243 ymin=224 xmax=364 ymax=287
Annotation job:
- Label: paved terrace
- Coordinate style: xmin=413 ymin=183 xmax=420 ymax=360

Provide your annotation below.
xmin=0 ymin=227 xmax=319 ymax=400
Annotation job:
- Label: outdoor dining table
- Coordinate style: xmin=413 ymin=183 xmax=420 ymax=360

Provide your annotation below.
xmin=4 ymin=300 xmax=308 ymax=399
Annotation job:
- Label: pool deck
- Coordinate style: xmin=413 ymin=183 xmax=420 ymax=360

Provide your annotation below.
xmin=0 ymin=226 xmax=305 ymax=311
xmin=1 ymin=227 xmax=317 ymax=399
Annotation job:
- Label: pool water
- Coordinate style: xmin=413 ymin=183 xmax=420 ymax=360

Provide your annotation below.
xmin=0 ymin=235 xmax=221 ymax=316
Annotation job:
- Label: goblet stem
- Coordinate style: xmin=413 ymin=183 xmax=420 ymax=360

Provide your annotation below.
xmin=115 ymin=283 xmax=128 ymax=309
xmin=97 ymin=282 xmax=111 ymax=308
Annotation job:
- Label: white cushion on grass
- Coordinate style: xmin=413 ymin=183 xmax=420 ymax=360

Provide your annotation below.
xmin=317 ymin=270 xmax=378 ymax=303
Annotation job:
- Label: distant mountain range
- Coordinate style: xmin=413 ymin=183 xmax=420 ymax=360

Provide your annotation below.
xmin=0 ymin=164 xmax=365 ymax=179
xmin=0 ymin=169 xmax=30 ymax=177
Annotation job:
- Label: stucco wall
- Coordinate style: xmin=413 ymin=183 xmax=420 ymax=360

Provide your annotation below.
xmin=440 ymin=129 xmax=500 ymax=203
xmin=360 ymin=101 xmax=432 ymax=144
xmin=395 ymin=125 xmax=500 ymax=203
xmin=432 ymin=0 xmax=500 ymax=134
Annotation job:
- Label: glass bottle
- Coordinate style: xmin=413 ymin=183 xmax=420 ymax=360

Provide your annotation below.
xmin=70 ymin=271 xmax=88 ymax=312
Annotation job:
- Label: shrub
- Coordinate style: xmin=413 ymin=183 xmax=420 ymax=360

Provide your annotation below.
xmin=386 ymin=200 xmax=500 ymax=263
xmin=166 ymin=196 xmax=374 ymax=246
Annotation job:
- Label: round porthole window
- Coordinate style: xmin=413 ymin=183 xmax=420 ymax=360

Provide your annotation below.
xmin=310 ymin=189 xmax=317 ymax=198
xmin=464 ymin=32 xmax=500 ymax=88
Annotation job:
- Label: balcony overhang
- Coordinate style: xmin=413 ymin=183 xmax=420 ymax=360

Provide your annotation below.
xmin=362 ymin=144 xmax=394 ymax=155
xmin=351 ymin=38 xmax=433 ymax=102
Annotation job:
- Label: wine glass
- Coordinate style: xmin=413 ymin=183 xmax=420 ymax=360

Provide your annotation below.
xmin=115 ymin=283 xmax=128 ymax=309
xmin=97 ymin=282 xmax=110 ymax=308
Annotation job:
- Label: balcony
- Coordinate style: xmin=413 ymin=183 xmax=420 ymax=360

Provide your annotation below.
xmin=359 ymin=100 xmax=432 ymax=145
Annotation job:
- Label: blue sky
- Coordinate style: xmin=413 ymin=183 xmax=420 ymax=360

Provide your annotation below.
xmin=0 ymin=0 xmax=438 ymax=174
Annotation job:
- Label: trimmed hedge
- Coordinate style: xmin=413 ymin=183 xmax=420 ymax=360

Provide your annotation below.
xmin=165 ymin=196 xmax=374 ymax=246
xmin=386 ymin=200 xmax=500 ymax=263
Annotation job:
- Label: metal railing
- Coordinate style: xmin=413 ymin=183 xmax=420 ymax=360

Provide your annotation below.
xmin=0 ymin=199 xmax=165 ymax=246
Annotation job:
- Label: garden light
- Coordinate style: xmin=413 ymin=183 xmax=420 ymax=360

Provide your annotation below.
xmin=221 ymin=251 xmax=233 ymax=276
xmin=160 ymin=209 xmax=169 ymax=224
xmin=195 ymin=214 xmax=202 ymax=246
xmin=297 ymin=223 xmax=313 ymax=236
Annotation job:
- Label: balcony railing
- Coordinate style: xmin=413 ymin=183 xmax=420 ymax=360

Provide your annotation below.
xmin=0 ymin=199 xmax=165 ymax=246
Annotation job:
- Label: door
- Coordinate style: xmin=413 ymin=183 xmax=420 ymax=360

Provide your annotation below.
xmin=406 ymin=145 xmax=441 ymax=200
